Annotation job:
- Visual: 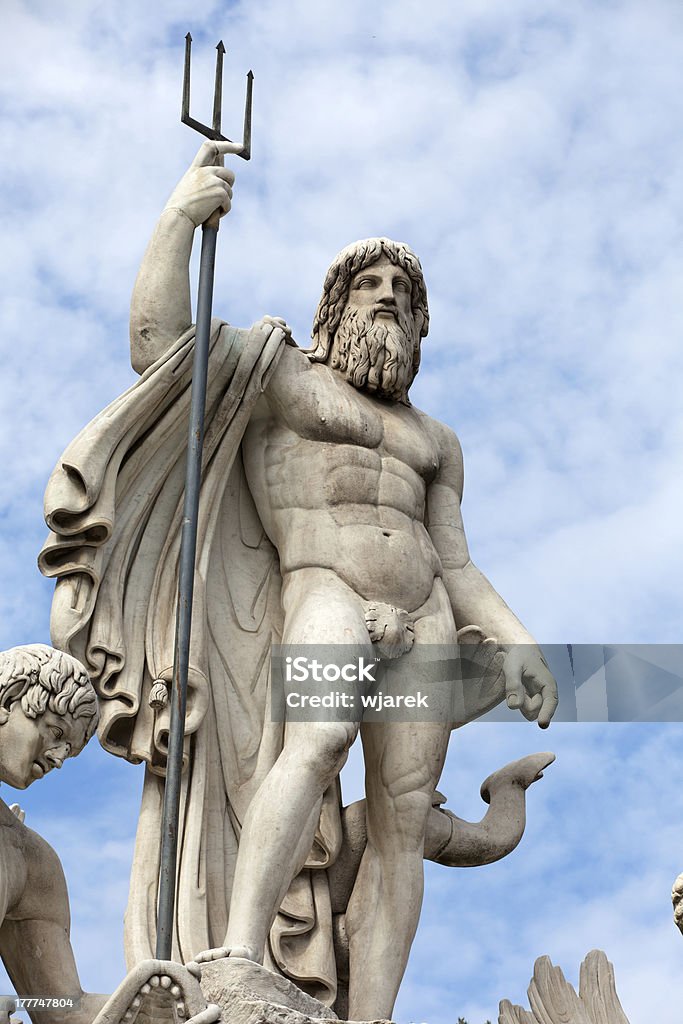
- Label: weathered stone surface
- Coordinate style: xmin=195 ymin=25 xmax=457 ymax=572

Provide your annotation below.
xmin=498 ymin=950 xmax=630 ymax=1024
xmin=90 ymin=956 xmax=391 ymax=1024
xmin=199 ymin=958 xmax=339 ymax=1023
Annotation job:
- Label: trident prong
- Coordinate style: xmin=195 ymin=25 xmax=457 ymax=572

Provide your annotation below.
xmin=181 ymin=32 xmax=252 ymax=160
xmin=212 ymin=40 xmax=225 ymax=134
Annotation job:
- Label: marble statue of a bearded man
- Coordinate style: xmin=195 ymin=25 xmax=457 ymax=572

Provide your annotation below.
xmin=40 ymin=140 xmax=558 ymax=1022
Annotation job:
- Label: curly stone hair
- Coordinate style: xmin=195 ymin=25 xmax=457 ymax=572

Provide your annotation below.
xmin=0 ymin=644 xmax=98 ymax=746
xmin=306 ymin=237 xmax=430 ymax=362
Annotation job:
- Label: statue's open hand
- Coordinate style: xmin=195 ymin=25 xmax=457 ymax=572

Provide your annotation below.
xmin=165 ymin=140 xmax=245 ymax=228
xmin=503 ymin=647 xmax=558 ymax=728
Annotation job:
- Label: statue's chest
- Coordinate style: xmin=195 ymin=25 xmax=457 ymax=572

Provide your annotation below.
xmin=272 ymin=362 xmax=438 ymax=480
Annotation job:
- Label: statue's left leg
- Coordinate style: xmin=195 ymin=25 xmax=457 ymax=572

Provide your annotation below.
xmin=346 ymin=718 xmax=450 ymax=1020
xmin=345 ymin=581 xmax=455 ymax=1021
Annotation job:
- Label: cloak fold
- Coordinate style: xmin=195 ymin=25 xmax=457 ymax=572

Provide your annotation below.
xmin=39 ymin=319 xmax=341 ymax=1003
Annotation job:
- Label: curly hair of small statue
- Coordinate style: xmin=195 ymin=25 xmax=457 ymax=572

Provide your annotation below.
xmin=308 ymin=238 xmax=430 ymax=362
xmin=0 ymin=644 xmax=98 ymax=745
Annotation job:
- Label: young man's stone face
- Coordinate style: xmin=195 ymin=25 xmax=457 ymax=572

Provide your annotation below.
xmin=0 ymin=705 xmax=90 ymax=789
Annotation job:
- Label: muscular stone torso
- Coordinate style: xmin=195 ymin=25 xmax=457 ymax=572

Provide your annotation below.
xmin=242 ymin=346 xmax=444 ymax=612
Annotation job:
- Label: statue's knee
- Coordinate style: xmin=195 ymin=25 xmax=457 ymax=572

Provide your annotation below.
xmin=303 ymin=722 xmax=358 ymax=781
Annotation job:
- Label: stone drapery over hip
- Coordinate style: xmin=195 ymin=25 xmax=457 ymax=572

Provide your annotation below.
xmin=38 ymin=319 xmax=342 ymax=1003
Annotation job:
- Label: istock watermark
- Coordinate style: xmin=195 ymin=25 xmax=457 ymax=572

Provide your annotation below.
xmin=285 ymin=655 xmax=378 ymax=684
xmin=272 ymin=644 xmax=485 ymax=724
xmin=271 ymin=644 xmax=683 ymax=724
xmin=283 ymin=653 xmax=430 ymax=712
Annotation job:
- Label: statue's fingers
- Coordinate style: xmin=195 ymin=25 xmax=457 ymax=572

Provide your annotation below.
xmin=215 ymin=139 xmax=249 ymax=156
xmin=258 ymin=317 xmax=298 ymax=347
xmin=186 ymin=1006 xmax=223 ymax=1024
xmin=214 ymin=166 xmax=236 ymax=187
xmin=537 ymin=685 xmax=559 ymax=729
xmin=504 ymin=670 xmax=524 ymax=710
xmin=211 ymin=179 xmax=233 ymax=205
xmin=214 ymin=140 xmax=248 ymax=158
xmin=192 ymin=140 xmax=222 ymax=167
xmin=194 ymin=946 xmax=229 ymax=963
xmin=204 ymin=183 xmax=232 ymax=216
xmin=518 ymin=692 xmax=543 ymax=722
xmin=198 ymin=168 xmax=233 ymax=197
xmin=262 ymin=315 xmax=292 ymax=334
xmin=192 ymin=140 xmax=244 ymax=167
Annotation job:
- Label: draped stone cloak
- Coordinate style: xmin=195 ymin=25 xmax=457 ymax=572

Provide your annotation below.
xmin=38 ymin=319 xmax=342 ymax=1004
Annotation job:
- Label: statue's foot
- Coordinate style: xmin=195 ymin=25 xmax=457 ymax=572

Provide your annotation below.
xmin=92 ymin=960 xmax=218 ymax=1024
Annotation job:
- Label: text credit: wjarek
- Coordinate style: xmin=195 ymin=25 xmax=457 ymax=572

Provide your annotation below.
xmin=270 ymin=651 xmax=456 ymax=723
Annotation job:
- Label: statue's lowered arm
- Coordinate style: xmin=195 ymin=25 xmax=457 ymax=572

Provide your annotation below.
xmin=425 ymin=418 xmax=558 ymax=728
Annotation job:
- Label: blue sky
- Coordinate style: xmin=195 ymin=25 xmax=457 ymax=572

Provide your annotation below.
xmin=1 ymin=1 xmax=683 ymax=1021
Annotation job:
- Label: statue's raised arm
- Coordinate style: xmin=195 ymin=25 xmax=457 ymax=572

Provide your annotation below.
xmin=129 ymin=141 xmax=242 ymax=374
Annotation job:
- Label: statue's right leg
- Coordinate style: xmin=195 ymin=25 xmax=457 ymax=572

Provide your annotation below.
xmin=218 ymin=569 xmax=368 ymax=965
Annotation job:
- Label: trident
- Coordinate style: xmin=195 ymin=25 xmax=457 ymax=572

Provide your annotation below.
xmin=155 ymin=34 xmax=253 ymax=962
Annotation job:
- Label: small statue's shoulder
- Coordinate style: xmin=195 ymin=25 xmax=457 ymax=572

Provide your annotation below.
xmin=0 ymin=802 xmax=64 ymax=910
xmin=8 ymin=815 xmax=60 ymax=872
xmin=0 ymin=797 xmax=25 ymax=831
xmin=5 ymin=819 xmax=68 ymax=926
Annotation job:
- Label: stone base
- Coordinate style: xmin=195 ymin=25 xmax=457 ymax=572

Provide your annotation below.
xmin=91 ymin=956 xmax=392 ymax=1024
xmin=199 ymin=958 xmax=391 ymax=1024
xmin=199 ymin=957 xmax=339 ymax=1024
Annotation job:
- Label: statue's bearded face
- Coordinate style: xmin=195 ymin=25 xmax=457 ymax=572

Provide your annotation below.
xmin=328 ymin=256 xmax=421 ymax=403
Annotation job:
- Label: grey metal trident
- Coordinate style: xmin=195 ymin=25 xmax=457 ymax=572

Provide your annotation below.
xmin=181 ymin=33 xmax=253 ymax=155
xmin=155 ymin=34 xmax=253 ymax=963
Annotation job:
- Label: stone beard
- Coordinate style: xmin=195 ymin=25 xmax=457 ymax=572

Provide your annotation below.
xmin=327 ymin=306 xmax=420 ymax=403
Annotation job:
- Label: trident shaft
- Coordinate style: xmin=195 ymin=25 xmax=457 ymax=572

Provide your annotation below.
xmin=155 ymin=34 xmax=253 ymax=962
